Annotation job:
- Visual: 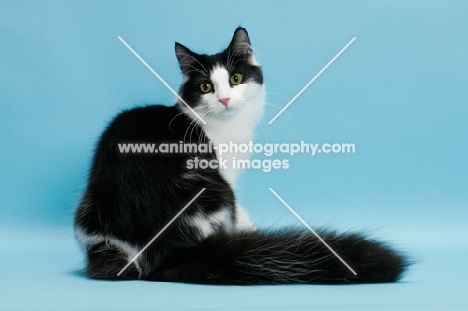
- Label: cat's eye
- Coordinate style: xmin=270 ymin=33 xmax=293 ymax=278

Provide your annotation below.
xmin=230 ymin=73 xmax=243 ymax=85
xmin=200 ymin=83 xmax=213 ymax=94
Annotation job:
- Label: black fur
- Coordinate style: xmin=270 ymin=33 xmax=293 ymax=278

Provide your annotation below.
xmin=74 ymin=27 xmax=410 ymax=284
xmin=75 ymin=105 xmax=236 ymax=278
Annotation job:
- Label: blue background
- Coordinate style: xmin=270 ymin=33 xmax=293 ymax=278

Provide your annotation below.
xmin=1 ymin=0 xmax=467 ymax=310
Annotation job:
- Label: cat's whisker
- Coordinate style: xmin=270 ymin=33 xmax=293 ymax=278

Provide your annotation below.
xmin=266 ymin=91 xmax=289 ymax=101
xmin=244 ymin=95 xmax=294 ymax=122
xmin=168 ymin=111 xmax=189 ymax=131
xmin=183 ymin=110 xmax=204 ymax=146
xmin=184 ymin=107 xmax=218 ymax=150
xmin=257 ymin=119 xmax=271 ymax=141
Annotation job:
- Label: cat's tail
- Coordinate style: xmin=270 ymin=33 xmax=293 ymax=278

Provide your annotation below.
xmin=146 ymin=228 xmax=410 ymax=284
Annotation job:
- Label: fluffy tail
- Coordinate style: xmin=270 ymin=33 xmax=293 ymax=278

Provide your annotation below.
xmin=145 ymin=228 xmax=410 ymax=284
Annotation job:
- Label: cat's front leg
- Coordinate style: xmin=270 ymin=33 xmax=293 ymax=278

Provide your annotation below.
xmin=234 ymin=204 xmax=256 ymax=232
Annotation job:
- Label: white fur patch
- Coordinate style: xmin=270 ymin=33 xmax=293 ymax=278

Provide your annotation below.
xmin=189 ymin=213 xmax=216 ymax=238
xmin=235 ymin=204 xmax=256 ymax=231
xmin=74 ymin=227 xmax=143 ymax=273
xmin=188 ymin=208 xmax=234 ymax=239
xmin=210 ymin=66 xmax=231 ymax=101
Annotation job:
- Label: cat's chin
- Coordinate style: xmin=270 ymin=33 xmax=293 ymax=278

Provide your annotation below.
xmin=214 ymin=107 xmax=240 ymax=118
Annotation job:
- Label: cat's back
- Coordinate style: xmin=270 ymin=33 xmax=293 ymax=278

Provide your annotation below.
xmin=88 ymin=104 xmax=199 ymax=183
xmin=102 ymin=104 xmax=189 ymax=143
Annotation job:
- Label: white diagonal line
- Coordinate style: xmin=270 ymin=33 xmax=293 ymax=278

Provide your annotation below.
xmin=268 ymin=188 xmax=357 ymax=275
xmin=117 ymin=188 xmax=206 ymax=276
xmin=268 ymin=37 xmax=356 ymax=124
xmin=118 ymin=36 xmax=207 ymax=125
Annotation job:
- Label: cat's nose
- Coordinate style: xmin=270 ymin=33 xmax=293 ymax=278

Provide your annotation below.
xmin=218 ymin=98 xmax=230 ymax=106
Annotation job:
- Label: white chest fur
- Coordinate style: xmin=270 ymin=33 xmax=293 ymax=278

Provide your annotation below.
xmin=200 ymin=67 xmax=265 ymax=188
xmin=203 ymin=115 xmax=255 ymax=188
xmin=180 ymin=67 xmax=265 ymax=234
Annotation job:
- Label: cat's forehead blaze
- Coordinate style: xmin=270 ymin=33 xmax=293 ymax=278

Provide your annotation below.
xmin=209 ymin=66 xmax=231 ymax=96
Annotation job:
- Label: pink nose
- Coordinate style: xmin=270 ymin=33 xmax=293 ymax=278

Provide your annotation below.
xmin=219 ymin=98 xmax=230 ymax=106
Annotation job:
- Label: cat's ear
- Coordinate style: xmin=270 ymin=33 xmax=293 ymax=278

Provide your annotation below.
xmin=175 ymin=42 xmax=196 ymax=77
xmin=228 ymin=27 xmax=259 ymax=66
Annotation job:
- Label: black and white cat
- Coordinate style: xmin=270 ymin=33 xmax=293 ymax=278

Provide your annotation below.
xmin=74 ymin=28 xmax=409 ymax=284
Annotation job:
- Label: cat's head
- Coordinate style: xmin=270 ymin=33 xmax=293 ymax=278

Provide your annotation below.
xmin=175 ymin=28 xmax=264 ymax=123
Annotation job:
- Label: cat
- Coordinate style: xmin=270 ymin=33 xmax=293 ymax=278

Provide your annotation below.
xmin=74 ymin=27 xmax=409 ymax=284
